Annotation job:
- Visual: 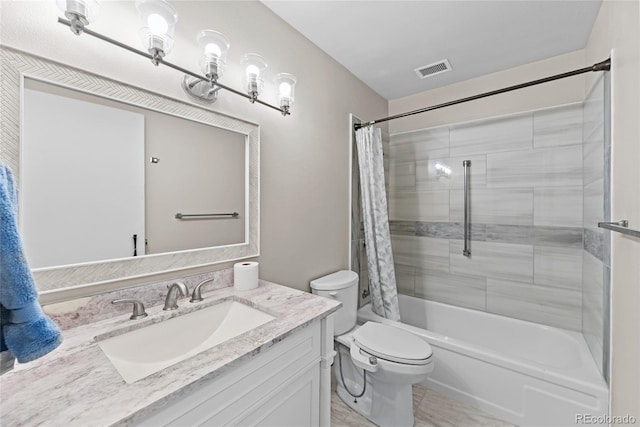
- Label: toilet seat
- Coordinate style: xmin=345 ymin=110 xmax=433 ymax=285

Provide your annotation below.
xmin=353 ymin=322 xmax=432 ymax=365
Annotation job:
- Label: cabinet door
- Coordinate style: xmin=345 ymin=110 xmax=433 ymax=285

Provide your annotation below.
xmin=229 ymin=364 xmax=320 ymax=427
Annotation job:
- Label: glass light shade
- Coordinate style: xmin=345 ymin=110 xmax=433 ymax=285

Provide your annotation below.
xmin=56 ymin=0 xmax=99 ymax=23
xmin=241 ymin=54 xmax=267 ymax=96
xmin=135 ymin=0 xmax=178 ymax=56
xmin=197 ymin=30 xmax=230 ymax=80
xmin=274 ymin=73 xmax=297 ymax=109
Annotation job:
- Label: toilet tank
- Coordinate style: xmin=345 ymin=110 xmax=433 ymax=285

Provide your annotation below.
xmin=310 ymin=270 xmax=359 ymax=336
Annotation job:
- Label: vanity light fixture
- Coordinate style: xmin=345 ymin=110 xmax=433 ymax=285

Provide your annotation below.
xmin=274 ymin=73 xmax=297 ymax=116
xmin=181 ymin=29 xmax=229 ymax=104
xmin=135 ymin=0 xmax=178 ymax=65
xmin=198 ymin=30 xmax=229 ymax=81
xmin=55 ymin=0 xmax=99 ymax=35
xmin=241 ymin=54 xmax=267 ymax=103
xmin=56 ymin=0 xmax=296 ymax=116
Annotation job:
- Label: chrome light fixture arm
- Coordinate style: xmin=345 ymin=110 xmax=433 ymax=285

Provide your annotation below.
xmin=149 ymin=47 xmax=165 ymax=66
xmin=66 ymin=13 xmax=89 ymax=35
xmin=57 ymin=17 xmax=287 ymax=115
xmin=58 ymin=0 xmax=98 ymax=35
xmin=181 ymin=75 xmax=221 ymax=104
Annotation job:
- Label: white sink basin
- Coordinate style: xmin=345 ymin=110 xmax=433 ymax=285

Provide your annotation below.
xmin=97 ymin=300 xmax=275 ymax=383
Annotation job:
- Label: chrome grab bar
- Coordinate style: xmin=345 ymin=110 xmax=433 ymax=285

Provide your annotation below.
xmin=463 ymin=160 xmax=471 ymax=257
xmin=175 ymin=212 xmax=239 ymax=219
xmin=598 ymin=220 xmax=640 ymax=238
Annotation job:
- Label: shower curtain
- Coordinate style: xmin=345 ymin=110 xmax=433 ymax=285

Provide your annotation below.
xmin=355 ymin=126 xmax=400 ymax=321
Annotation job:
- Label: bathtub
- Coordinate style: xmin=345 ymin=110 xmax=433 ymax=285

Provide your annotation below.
xmin=358 ymin=294 xmax=609 ymax=426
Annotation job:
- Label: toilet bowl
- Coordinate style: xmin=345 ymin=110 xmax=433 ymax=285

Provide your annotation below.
xmin=311 ymin=271 xmax=434 ymax=427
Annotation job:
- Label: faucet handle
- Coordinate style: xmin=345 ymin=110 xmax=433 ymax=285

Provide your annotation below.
xmin=190 ymin=278 xmax=214 ymax=303
xmin=112 ymin=298 xmax=148 ymax=320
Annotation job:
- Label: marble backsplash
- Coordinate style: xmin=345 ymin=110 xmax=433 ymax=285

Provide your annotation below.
xmin=43 ymin=268 xmax=233 ymax=330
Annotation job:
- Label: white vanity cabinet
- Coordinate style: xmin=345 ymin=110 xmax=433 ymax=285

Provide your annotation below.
xmin=137 ymin=317 xmax=333 ymax=427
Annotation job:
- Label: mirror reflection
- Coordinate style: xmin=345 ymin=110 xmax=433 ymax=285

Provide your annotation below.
xmin=22 ymin=79 xmax=246 ymax=270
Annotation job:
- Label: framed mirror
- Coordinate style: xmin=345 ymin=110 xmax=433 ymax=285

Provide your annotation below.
xmin=0 ymin=46 xmax=259 ymax=294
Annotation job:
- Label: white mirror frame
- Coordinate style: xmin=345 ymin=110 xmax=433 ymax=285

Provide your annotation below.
xmin=0 ymin=46 xmax=259 ymax=294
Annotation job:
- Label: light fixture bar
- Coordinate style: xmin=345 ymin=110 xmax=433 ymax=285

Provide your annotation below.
xmin=57 ymin=17 xmax=287 ymax=115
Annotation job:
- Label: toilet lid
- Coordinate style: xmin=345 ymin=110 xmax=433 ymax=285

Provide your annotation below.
xmin=353 ymin=322 xmax=433 ymax=365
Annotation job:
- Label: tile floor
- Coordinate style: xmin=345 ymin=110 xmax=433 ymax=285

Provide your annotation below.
xmin=331 ymin=383 xmax=516 ymax=427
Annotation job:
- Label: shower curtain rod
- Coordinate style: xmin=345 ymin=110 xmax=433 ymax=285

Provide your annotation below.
xmin=354 ymin=58 xmax=611 ymax=131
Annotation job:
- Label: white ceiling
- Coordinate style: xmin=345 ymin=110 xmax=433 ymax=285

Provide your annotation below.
xmin=261 ymin=0 xmax=602 ymax=100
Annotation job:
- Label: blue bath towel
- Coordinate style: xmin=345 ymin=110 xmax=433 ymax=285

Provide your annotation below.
xmin=0 ymin=163 xmax=61 ymax=363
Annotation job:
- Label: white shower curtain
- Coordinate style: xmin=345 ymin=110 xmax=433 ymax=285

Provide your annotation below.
xmin=355 ymin=126 xmax=400 ymax=321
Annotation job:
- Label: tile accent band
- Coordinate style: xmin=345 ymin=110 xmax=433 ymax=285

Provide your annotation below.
xmin=388 ymin=220 xmax=585 ymax=249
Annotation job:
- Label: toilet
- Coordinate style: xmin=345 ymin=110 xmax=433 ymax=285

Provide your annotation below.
xmin=311 ymin=270 xmax=434 ymax=427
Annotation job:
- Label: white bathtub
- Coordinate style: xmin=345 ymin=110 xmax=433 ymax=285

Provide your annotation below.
xmin=358 ymin=294 xmax=609 ymax=426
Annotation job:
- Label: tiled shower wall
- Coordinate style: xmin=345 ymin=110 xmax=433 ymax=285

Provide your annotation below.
xmin=386 ymin=103 xmax=587 ymax=331
xmin=350 ymin=78 xmax=609 ymax=377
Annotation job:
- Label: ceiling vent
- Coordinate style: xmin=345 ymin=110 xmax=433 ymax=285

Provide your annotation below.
xmin=414 ymin=59 xmax=452 ymax=79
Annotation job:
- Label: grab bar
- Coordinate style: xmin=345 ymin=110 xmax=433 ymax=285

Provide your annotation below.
xmin=175 ymin=212 xmax=239 ymax=219
xmin=463 ymin=160 xmax=471 ymax=257
xmin=598 ymin=220 xmax=640 ymax=238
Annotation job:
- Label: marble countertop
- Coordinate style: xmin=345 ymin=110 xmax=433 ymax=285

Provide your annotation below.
xmin=0 ymin=281 xmax=340 ymax=426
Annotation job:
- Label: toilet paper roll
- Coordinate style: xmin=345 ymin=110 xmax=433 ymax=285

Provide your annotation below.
xmin=234 ymin=262 xmax=259 ymax=291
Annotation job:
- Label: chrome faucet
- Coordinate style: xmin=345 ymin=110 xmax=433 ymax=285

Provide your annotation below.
xmin=163 ymin=282 xmax=189 ymax=311
xmin=190 ymin=278 xmax=214 ymax=303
